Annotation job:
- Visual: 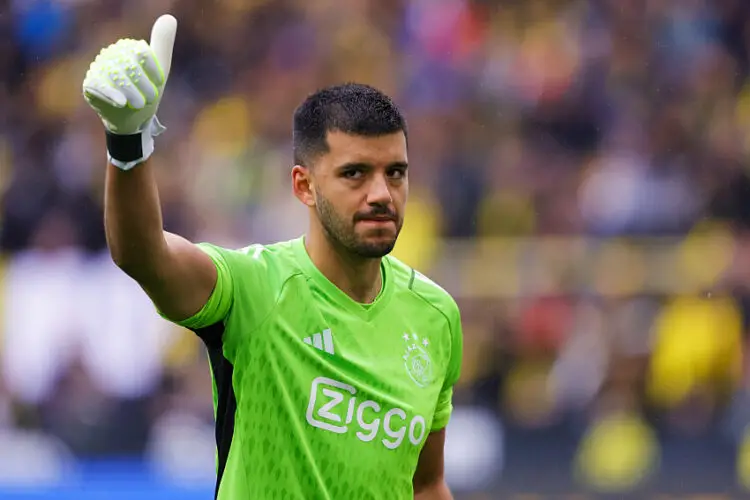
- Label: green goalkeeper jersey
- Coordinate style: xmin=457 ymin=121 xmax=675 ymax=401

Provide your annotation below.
xmin=167 ymin=236 xmax=463 ymax=500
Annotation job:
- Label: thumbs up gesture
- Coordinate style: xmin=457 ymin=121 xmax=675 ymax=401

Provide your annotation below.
xmin=82 ymin=15 xmax=178 ymax=170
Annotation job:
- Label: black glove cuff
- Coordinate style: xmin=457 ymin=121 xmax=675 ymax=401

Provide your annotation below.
xmin=106 ymin=130 xmax=144 ymax=163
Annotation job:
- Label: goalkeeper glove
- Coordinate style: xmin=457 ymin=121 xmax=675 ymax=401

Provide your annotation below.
xmin=82 ymin=15 xmax=177 ymax=170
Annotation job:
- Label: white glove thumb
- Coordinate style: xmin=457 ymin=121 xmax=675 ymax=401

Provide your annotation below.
xmin=150 ymin=14 xmax=177 ymax=87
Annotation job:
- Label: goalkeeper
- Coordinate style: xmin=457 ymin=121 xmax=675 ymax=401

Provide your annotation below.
xmin=82 ymin=14 xmax=463 ymax=500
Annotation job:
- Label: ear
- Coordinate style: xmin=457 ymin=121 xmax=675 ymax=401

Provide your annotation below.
xmin=292 ymin=165 xmax=316 ymax=207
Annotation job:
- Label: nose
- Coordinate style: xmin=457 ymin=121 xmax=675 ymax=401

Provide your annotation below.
xmin=366 ymin=174 xmax=393 ymax=206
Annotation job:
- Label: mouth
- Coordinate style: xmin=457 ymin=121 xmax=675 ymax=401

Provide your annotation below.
xmin=358 ymin=219 xmax=395 ymax=228
xmin=360 ymin=216 xmax=394 ymax=222
xmin=357 ymin=217 xmax=398 ymax=233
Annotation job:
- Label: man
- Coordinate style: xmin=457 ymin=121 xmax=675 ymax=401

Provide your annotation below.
xmin=82 ymin=15 xmax=463 ymax=500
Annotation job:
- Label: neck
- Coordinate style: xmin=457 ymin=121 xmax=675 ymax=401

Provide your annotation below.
xmin=305 ymin=230 xmax=383 ymax=304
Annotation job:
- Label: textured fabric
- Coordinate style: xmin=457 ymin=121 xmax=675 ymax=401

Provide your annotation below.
xmin=168 ymin=236 xmax=463 ymax=499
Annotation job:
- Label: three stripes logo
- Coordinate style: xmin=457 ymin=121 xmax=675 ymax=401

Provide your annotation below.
xmin=303 ymin=329 xmax=335 ymax=355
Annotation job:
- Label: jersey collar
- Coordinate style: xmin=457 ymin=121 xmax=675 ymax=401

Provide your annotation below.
xmin=292 ymin=236 xmax=394 ymax=321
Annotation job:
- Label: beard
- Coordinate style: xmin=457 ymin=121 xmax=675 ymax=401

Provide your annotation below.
xmin=315 ymin=189 xmax=401 ymax=259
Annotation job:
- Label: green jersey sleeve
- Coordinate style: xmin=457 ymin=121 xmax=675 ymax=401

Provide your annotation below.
xmin=158 ymin=242 xmax=283 ymax=353
xmin=431 ymin=298 xmax=463 ymax=432
xmin=160 ymin=243 xmax=235 ymax=330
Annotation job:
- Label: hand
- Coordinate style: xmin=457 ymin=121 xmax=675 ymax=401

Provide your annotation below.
xmin=82 ymin=15 xmax=177 ymax=169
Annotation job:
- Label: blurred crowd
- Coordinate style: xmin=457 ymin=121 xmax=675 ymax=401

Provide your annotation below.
xmin=2 ymin=0 xmax=750 ymax=495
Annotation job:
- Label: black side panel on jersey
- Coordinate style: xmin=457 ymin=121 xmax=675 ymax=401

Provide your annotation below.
xmin=192 ymin=322 xmax=237 ymax=500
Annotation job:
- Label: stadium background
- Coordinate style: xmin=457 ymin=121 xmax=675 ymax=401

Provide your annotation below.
xmin=2 ymin=0 xmax=750 ymax=498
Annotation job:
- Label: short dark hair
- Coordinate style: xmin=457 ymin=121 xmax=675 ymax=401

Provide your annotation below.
xmin=292 ymin=83 xmax=407 ymax=166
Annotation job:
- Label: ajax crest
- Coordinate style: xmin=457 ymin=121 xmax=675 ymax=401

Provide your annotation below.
xmin=402 ymin=333 xmax=434 ymax=387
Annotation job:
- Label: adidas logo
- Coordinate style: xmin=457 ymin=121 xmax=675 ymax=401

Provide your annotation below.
xmin=303 ymin=329 xmax=335 ymax=355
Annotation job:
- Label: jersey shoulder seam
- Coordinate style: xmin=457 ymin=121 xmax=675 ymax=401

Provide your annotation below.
xmin=405 ymin=268 xmax=455 ymax=336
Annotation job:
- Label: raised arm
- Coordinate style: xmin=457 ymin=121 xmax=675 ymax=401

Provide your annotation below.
xmin=104 ymin=160 xmax=216 ymax=321
xmin=84 ymin=15 xmax=217 ymax=322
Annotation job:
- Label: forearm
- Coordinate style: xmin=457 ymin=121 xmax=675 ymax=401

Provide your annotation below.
xmin=104 ymin=159 xmax=168 ymax=278
xmin=414 ymin=480 xmax=453 ymax=500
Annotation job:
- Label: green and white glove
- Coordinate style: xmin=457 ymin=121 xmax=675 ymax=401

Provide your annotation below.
xmin=82 ymin=15 xmax=177 ymax=170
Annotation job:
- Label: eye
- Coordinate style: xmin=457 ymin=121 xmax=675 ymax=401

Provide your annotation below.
xmin=342 ymin=167 xmax=364 ymax=180
xmin=388 ymin=167 xmax=407 ymax=180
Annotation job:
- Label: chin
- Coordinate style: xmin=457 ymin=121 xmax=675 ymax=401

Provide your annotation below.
xmin=351 ymin=238 xmax=397 ymax=259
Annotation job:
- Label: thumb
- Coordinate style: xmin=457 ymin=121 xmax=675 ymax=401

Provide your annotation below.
xmin=150 ymin=14 xmax=177 ymax=84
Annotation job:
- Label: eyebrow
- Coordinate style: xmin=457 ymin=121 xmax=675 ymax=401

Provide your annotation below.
xmin=388 ymin=161 xmax=409 ymax=170
xmin=336 ymin=161 xmax=409 ymax=171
